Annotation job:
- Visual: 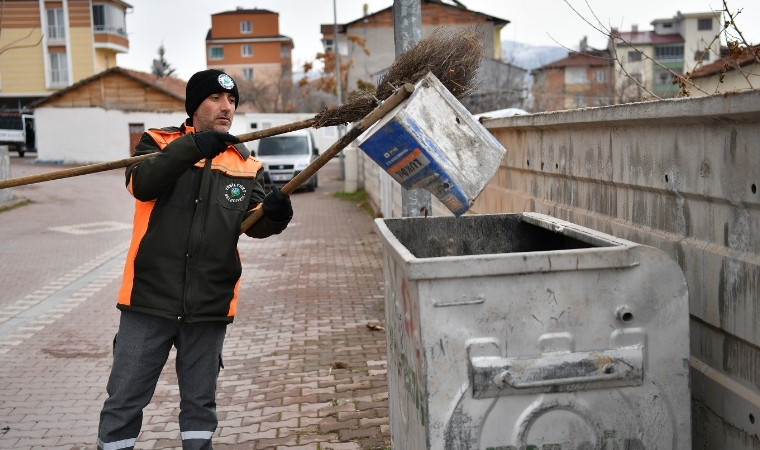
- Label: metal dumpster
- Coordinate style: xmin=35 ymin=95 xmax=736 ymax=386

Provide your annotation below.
xmin=375 ymin=213 xmax=691 ymax=450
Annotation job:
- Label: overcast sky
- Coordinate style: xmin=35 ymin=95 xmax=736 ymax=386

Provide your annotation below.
xmin=117 ymin=0 xmax=760 ymax=80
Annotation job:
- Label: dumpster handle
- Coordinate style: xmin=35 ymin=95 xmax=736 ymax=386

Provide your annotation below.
xmin=470 ymin=346 xmax=644 ymax=398
xmin=500 ymin=369 xmax=623 ymax=388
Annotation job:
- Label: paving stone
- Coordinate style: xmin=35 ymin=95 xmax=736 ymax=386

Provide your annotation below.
xmin=338 ymin=427 xmax=380 ymax=441
xmin=0 ymin=159 xmax=391 ymax=450
xmin=319 ymin=419 xmax=358 ymax=434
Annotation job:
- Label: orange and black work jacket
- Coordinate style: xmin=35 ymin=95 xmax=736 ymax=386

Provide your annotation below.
xmin=117 ymin=122 xmax=289 ymax=323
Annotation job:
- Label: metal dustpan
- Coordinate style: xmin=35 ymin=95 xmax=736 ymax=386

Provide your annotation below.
xmin=357 ymin=72 xmax=507 ymax=216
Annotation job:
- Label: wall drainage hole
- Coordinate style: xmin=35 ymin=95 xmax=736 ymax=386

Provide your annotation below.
xmin=555 ymin=163 xmax=559 ymax=169
xmin=541 ymin=162 xmax=545 ymax=170
xmin=622 ymin=312 xmax=634 ymax=323
xmin=752 ymin=184 xmax=757 ymax=194
xmin=527 ymin=160 xmax=530 ymax=166
xmin=751 ymin=413 xmax=755 ymax=424
xmin=665 ymin=174 xmax=669 ymax=183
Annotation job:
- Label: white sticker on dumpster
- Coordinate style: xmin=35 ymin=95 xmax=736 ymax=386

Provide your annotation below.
xmin=389 ymin=148 xmax=430 ymax=183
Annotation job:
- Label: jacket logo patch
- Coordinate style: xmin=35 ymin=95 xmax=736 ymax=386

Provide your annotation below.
xmin=224 ymin=183 xmax=246 ymax=202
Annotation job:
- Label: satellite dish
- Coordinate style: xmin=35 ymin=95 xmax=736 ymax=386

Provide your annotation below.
xmin=152 ymin=59 xmax=165 ymax=77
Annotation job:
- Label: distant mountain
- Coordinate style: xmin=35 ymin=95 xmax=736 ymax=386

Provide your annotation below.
xmin=501 ymin=40 xmax=569 ymax=73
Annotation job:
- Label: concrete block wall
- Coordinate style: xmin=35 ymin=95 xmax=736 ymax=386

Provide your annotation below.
xmin=476 ymin=91 xmax=760 ymax=449
xmin=357 ymin=90 xmax=759 ymax=447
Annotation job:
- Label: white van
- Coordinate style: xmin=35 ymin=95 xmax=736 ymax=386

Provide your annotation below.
xmin=254 ymin=129 xmax=319 ymax=192
xmin=0 ymin=113 xmax=36 ymax=157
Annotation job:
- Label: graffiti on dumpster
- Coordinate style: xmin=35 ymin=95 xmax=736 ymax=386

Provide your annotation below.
xmin=386 ymin=253 xmax=426 ymax=427
xmin=484 ymin=430 xmax=644 ymax=450
xmin=400 ymin=352 xmax=426 ymax=425
xmin=401 ymin=278 xmax=423 ymax=381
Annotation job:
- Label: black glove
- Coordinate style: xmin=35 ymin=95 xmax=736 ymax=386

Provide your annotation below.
xmin=262 ymin=186 xmax=293 ymax=222
xmin=193 ymin=131 xmax=239 ymax=159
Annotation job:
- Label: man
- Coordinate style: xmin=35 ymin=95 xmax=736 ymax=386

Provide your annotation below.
xmin=97 ymin=69 xmax=292 ymax=450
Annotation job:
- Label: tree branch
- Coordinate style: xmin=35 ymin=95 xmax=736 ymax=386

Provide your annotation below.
xmin=0 ymin=28 xmax=43 ymax=56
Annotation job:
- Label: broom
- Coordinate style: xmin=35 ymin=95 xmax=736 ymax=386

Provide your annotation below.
xmin=0 ymin=27 xmax=484 ymax=190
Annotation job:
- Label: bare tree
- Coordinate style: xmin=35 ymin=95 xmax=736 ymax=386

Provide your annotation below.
xmin=237 ymin=63 xmax=294 ymax=113
xmin=459 ymin=59 xmax=527 ymax=114
xmin=297 ymin=35 xmax=371 ymax=105
xmin=291 ymin=81 xmax=334 ymax=113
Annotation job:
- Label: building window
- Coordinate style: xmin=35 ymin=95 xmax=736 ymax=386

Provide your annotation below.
xmin=92 ymin=3 xmax=126 ymax=36
xmin=242 ymin=68 xmax=254 ymax=80
xmin=281 ymin=45 xmax=290 ymax=58
xmin=209 ymin=46 xmax=224 ymax=60
xmin=323 ymin=38 xmax=334 ymax=51
xmin=694 ymin=50 xmax=711 ymax=61
xmin=565 ymin=67 xmax=588 ymax=85
xmin=654 ymin=45 xmax=684 ymax=61
xmin=573 ymin=96 xmax=586 ymax=108
xmin=49 ymin=52 xmax=68 ymax=85
xmin=323 ymin=126 xmax=336 ymax=138
xmin=46 ymin=8 xmax=65 ymax=41
xmin=698 ymin=18 xmax=712 ymax=30
xmin=656 ymin=70 xmax=674 ymax=85
xmin=628 ymin=51 xmax=642 ymax=62
xmin=241 ymin=44 xmax=253 ymax=57
xmin=663 ymin=23 xmax=672 ymax=28
xmin=593 ymin=69 xmax=608 ymax=83
xmin=240 ymin=21 xmax=252 ymax=34
xmin=631 ymin=73 xmax=643 ymax=84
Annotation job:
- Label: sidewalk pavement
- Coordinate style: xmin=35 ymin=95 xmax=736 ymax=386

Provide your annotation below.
xmin=0 ymin=155 xmax=391 ymax=450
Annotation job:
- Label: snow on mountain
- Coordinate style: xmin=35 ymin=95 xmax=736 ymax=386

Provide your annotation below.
xmin=501 ymin=40 xmax=569 ymax=73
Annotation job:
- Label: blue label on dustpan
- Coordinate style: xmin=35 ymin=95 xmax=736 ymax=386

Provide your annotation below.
xmin=359 ymin=117 xmax=471 ymax=216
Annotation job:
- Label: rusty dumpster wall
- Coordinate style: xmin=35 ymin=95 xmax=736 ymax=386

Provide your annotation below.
xmin=476 ymin=90 xmax=760 ymax=449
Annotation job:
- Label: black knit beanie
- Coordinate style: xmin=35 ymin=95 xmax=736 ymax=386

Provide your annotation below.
xmin=185 ymin=69 xmax=239 ymax=117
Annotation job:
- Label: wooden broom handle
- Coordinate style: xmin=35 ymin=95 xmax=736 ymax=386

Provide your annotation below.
xmin=0 ymin=118 xmax=316 ymax=190
xmin=239 ymin=83 xmax=415 ymax=235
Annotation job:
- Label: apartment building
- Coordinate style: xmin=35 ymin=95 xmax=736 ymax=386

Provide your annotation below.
xmin=610 ymin=11 xmax=722 ymax=101
xmin=531 ymin=39 xmax=614 ymax=112
xmin=689 ymin=45 xmax=760 ymax=96
xmin=320 ymin=0 xmax=508 ymax=95
xmin=0 ymin=0 xmax=131 ymax=111
xmin=205 ymin=7 xmax=294 ymax=111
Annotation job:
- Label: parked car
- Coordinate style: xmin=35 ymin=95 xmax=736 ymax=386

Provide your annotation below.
xmin=0 ymin=113 xmax=36 ymax=157
xmin=254 ymin=129 xmax=319 ymax=192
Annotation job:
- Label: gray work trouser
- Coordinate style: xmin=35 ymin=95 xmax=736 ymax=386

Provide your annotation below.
xmin=97 ymin=310 xmax=227 ymax=450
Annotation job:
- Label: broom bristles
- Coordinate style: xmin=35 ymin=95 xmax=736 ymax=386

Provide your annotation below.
xmin=313 ymin=26 xmax=484 ymax=128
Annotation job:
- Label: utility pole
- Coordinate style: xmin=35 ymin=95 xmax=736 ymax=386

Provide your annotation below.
xmin=393 ymin=0 xmax=431 ymax=217
xmin=333 ymin=0 xmax=345 ymax=180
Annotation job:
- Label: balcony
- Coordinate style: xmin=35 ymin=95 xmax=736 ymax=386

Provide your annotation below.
xmin=654 ymin=45 xmax=684 ymax=62
xmin=93 ymin=24 xmax=127 ymax=38
xmin=50 ymin=69 xmax=68 ymax=86
xmin=47 ymin=25 xmax=66 ymax=42
xmin=92 ymin=2 xmax=129 ymax=50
